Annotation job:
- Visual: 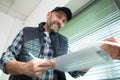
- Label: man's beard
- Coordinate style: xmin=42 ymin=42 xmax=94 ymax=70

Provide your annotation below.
xmin=47 ymin=20 xmax=61 ymax=32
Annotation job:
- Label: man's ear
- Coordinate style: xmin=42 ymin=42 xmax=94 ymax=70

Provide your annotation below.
xmin=46 ymin=12 xmax=51 ymax=19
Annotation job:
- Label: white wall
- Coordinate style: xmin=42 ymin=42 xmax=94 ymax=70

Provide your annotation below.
xmin=24 ymin=0 xmax=70 ymax=27
xmin=0 ymin=12 xmax=14 ymax=54
xmin=0 ymin=12 xmax=24 ymax=56
xmin=0 ymin=12 xmax=24 ymax=80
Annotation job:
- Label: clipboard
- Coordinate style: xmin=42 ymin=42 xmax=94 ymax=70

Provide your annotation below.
xmin=54 ymin=41 xmax=118 ymax=72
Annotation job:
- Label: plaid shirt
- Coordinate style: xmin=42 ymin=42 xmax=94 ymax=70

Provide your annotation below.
xmin=0 ymin=29 xmax=55 ymax=80
xmin=39 ymin=31 xmax=54 ymax=80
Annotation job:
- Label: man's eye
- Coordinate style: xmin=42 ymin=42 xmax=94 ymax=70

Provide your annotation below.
xmin=63 ymin=20 xmax=67 ymax=24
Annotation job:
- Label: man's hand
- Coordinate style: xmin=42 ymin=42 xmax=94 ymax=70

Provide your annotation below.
xmin=22 ymin=59 xmax=56 ymax=77
xmin=101 ymin=37 xmax=120 ymax=60
xmin=6 ymin=59 xmax=56 ymax=78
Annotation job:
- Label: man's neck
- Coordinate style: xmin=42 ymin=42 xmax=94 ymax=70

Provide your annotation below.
xmin=44 ymin=23 xmax=51 ymax=33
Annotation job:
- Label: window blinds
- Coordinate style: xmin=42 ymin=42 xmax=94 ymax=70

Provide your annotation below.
xmin=59 ymin=0 xmax=120 ymax=79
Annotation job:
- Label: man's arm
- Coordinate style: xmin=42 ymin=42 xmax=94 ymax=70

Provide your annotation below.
xmin=0 ymin=30 xmax=56 ymax=77
xmin=0 ymin=30 xmax=23 ymax=73
xmin=5 ymin=60 xmax=25 ymax=75
xmin=5 ymin=59 xmax=56 ymax=77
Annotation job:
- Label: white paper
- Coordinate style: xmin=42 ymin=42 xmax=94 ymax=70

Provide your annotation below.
xmin=54 ymin=41 xmax=119 ymax=72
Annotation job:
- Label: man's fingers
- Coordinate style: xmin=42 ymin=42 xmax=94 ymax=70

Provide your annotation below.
xmin=38 ymin=60 xmax=56 ymax=68
xmin=101 ymin=43 xmax=120 ymax=59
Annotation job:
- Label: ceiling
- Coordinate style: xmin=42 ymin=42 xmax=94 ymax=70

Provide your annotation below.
xmin=0 ymin=0 xmax=42 ymax=20
xmin=0 ymin=0 xmax=95 ymax=21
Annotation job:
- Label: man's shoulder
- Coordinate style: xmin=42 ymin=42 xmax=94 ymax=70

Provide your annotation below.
xmin=22 ymin=27 xmax=39 ymax=35
xmin=57 ymin=33 xmax=68 ymax=41
xmin=23 ymin=26 xmax=38 ymax=30
xmin=22 ymin=27 xmax=39 ymax=32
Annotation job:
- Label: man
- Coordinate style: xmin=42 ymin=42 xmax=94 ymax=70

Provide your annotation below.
xmin=0 ymin=7 xmax=86 ymax=80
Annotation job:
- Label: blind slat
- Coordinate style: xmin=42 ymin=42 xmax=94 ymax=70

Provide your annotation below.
xmin=62 ymin=0 xmax=120 ymax=80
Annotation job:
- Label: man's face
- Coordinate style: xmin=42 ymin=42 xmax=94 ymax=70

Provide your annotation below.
xmin=46 ymin=11 xmax=67 ymax=32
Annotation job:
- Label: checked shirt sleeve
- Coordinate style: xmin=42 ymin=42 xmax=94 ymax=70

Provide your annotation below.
xmin=0 ymin=30 xmax=23 ymax=73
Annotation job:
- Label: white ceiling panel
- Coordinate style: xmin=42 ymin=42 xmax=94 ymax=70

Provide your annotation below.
xmin=0 ymin=0 xmax=14 ymax=6
xmin=0 ymin=3 xmax=8 ymax=13
xmin=11 ymin=0 xmax=41 ymax=17
xmin=7 ymin=8 xmax=26 ymax=20
xmin=0 ymin=0 xmax=42 ymax=20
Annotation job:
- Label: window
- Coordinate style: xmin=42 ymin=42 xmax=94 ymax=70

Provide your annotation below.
xmin=59 ymin=0 xmax=120 ymax=79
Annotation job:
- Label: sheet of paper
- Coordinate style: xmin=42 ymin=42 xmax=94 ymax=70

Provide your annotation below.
xmin=54 ymin=41 xmax=119 ymax=72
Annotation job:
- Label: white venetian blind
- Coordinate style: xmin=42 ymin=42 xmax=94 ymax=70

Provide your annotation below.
xmin=59 ymin=0 xmax=120 ymax=79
